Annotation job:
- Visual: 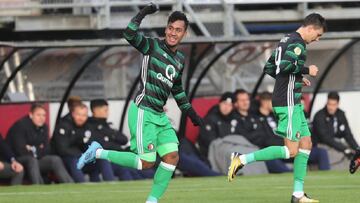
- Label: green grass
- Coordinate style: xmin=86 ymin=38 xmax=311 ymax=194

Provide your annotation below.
xmin=0 ymin=170 xmax=359 ymax=203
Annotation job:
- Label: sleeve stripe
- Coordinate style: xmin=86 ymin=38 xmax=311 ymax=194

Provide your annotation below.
xmin=128 ymin=22 xmax=139 ymax=30
xmin=179 ymin=103 xmax=191 ymax=110
xmin=174 ymin=92 xmax=186 ymax=100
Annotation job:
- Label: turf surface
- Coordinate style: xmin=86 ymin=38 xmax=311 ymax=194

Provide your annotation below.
xmin=0 ymin=170 xmax=359 ymax=203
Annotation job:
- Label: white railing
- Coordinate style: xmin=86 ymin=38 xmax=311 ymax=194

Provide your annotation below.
xmin=0 ymin=0 xmax=359 ymax=32
xmin=0 ymin=0 xmax=359 ymax=10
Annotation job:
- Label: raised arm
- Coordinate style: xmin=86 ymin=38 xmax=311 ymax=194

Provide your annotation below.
xmin=122 ymin=3 xmax=158 ymax=55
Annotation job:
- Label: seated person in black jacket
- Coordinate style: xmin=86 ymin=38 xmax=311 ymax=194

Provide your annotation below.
xmin=251 ymin=91 xmax=291 ymax=173
xmin=254 ymin=92 xmax=330 ymax=171
xmin=0 ymin=134 xmax=24 ymax=185
xmin=7 ymin=103 xmax=73 ymax=184
xmin=89 ymin=99 xmax=154 ymax=180
xmin=253 ymin=92 xmax=284 ymax=147
xmin=198 ymin=92 xmax=237 ymax=157
xmin=62 ymin=96 xmax=82 ymax=122
xmin=52 ymin=102 xmax=111 ymax=182
xmin=89 ymin=99 xmax=128 ymax=151
xmin=233 ymin=89 xmax=268 ymax=147
xmin=312 ymin=91 xmax=359 ymax=158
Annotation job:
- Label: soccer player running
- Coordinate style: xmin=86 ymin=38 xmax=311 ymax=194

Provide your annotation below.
xmin=228 ymin=13 xmax=326 ymax=203
xmin=77 ymin=3 xmax=204 ymax=203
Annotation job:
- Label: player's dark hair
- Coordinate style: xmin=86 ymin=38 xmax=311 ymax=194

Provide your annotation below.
xmin=168 ymin=11 xmax=189 ymax=30
xmin=30 ymin=103 xmax=46 ymax=113
xmin=259 ymin=91 xmax=272 ymax=101
xmin=90 ymin=99 xmax=108 ymax=112
xmin=328 ymin=91 xmax=340 ymax=102
xmin=234 ymin=89 xmax=249 ymax=101
xmin=302 ymin=13 xmax=327 ymax=32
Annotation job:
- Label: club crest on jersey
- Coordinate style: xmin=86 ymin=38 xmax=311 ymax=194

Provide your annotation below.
xmin=294 ymin=47 xmax=302 ymax=55
xmin=147 ymin=143 xmax=154 ymax=151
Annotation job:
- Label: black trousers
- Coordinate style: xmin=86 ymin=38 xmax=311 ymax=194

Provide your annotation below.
xmin=17 ymin=155 xmax=73 ymax=184
xmin=0 ymin=161 xmax=24 ymax=185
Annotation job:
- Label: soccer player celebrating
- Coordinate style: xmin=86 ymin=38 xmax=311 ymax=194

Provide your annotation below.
xmin=77 ymin=3 xmax=203 ymax=203
xmin=228 ymin=13 xmax=326 ymax=203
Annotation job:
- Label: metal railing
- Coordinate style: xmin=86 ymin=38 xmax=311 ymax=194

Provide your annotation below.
xmin=0 ymin=0 xmax=359 ymax=14
xmin=0 ymin=1 xmax=360 ymax=35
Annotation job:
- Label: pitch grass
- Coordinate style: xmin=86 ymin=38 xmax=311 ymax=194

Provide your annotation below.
xmin=0 ymin=170 xmax=359 ymax=203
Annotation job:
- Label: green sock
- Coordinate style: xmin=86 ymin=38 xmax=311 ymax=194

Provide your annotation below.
xmin=244 ymin=146 xmax=289 ymax=164
xmin=148 ymin=161 xmax=176 ymax=201
xmin=293 ymin=149 xmax=310 ymax=193
xmin=99 ymin=150 xmax=140 ymax=169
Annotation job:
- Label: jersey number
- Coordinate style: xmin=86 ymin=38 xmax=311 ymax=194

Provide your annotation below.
xmin=275 ymin=46 xmax=282 ymax=75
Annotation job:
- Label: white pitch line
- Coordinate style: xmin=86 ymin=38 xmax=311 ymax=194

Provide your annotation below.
xmin=0 ymin=185 xmax=359 ymax=196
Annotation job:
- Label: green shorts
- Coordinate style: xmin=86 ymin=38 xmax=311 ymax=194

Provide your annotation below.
xmin=273 ymin=104 xmax=311 ymax=142
xmin=128 ymin=102 xmax=179 ymax=162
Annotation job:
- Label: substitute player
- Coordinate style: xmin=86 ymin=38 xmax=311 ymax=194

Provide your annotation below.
xmin=77 ymin=3 xmax=204 ymax=203
xmin=228 ymin=13 xmax=326 ymax=203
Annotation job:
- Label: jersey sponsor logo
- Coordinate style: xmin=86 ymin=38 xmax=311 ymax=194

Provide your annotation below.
xmin=157 ymin=73 xmax=173 ymax=88
xmin=294 ymin=47 xmax=302 ymax=55
xmin=156 ymin=65 xmax=176 ymax=88
xmin=166 ymin=65 xmax=176 ymax=80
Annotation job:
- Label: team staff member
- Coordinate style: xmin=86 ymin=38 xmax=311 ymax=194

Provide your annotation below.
xmin=199 ymin=92 xmax=237 ymax=157
xmin=52 ymin=103 xmax=109 ymax=182
xmin=253 ymin=92 xmax=291 ymax=173
xmin=88 ymin=99 xmax=154 ymax=180
xmin=312 ymin=91 xmax=359 ymax=157
xmin=0 ymin=134 xmax=24 ymax=185
xmin=7 ymin=103 xmax=73 ymax=184
xmin=233 ymin=89 xmax=268 ymax=147
xmin=88 ymin=99 xmax=128 ymax=151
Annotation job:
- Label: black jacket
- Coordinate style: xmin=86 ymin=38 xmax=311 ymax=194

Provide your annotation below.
xmin=87 ymin=117 xmax=128 ymax=151
xmin=312 ymin=107 xmax=359 ymax=152
xmin=51 ymin=117 xmax=92 ymax=157
xmin=233 ymin=110 xmax=271 ymax=148
xmin=252 ymin=110 xmax=284 ymax=147
xmin=0 ymin=134 xmax=15 ymax=162
xmin=198 ymin=105 xmax=238 ymax=156
xmin=6 ymin=116 xmax=50 ymax=159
